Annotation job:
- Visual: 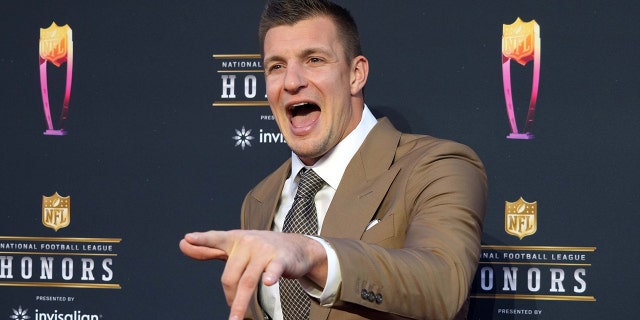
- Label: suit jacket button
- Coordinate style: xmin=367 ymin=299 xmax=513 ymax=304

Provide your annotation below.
xmin=375 ymin=293 xmax=383 ymax=304
xmin=361 ymin=289 xmax=369 ymax=300
xmin=367 ymin=291 xmax=375 ymax=302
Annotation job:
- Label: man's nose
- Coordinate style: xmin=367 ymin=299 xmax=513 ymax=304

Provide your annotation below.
xmin=283 ymin=62 xmax=307 ymax=93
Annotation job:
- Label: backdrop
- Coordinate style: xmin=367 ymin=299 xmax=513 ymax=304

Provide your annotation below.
xmin=1 ymin=1 xmax=638 ymax=319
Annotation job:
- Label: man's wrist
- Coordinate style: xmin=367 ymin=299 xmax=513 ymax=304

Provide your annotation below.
xmin=301 ymin=236 xmax=341 ymax=306
xmin=303 ymin=235 xmax=328 ymax=286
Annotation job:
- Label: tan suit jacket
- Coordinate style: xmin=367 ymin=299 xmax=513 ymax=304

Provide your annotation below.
xmin=241 ymin=118 xmax=487 ymax=320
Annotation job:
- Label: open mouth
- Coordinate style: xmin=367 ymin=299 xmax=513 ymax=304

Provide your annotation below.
xmin=289 ymin=102 xmax=320 ymax=129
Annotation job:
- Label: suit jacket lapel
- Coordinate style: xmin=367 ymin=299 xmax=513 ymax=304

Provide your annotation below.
xmin=321 ymin=118 xmax=401 ymax=239
xmin=243 ymin=160 xmax=291 ymax=231
xmin=245 ymin=118 xmax=401 ymax=236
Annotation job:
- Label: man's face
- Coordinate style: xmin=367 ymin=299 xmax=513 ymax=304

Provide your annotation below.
xmin=263 ymin=16 xmax=366 ymax=165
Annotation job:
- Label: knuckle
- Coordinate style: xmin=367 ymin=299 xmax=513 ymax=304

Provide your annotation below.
xmin=220 ymin=273 xmax=235 ymax=289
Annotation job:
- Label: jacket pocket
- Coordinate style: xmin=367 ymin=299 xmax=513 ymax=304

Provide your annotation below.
xmin=361 ymin=214 xmax=394 ymax=243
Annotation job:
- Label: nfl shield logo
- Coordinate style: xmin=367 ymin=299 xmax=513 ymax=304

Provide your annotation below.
xmin=39 ymin=22 xmax=72 ymax=67
xmin=502 ymin=17 xmax=539 ymax=66
xmin=505 ymin=197 xmax=537 ymax=239
xmin=42 ymin=192 xmax=70 ymax=231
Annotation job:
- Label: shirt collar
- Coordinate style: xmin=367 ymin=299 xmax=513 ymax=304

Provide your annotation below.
xmin=290 ymin=105 xmax=378 ymax=189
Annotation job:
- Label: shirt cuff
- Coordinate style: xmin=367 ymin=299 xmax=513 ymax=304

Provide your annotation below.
xmin=299 ymin=235 xmax=341 ymax=306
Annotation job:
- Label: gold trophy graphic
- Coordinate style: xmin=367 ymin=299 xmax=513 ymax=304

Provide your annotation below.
xmin=39 ymin=22 xmax=73 ymax=135
xmin=502 ymin=18 xmax=541 ymax=139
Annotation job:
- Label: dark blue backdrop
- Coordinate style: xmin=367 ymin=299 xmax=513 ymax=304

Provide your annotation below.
xmin=1 ymin=1 xmax=638 ymax=319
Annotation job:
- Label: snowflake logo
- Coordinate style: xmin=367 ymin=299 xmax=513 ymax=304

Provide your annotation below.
xmin=10 ymin=306 xmax=31 ymax=320
xmin=232 ymin=126 xmax=254 ymax=150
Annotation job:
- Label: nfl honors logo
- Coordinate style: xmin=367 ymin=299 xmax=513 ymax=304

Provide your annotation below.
xmin=505 ymin=197 xmax=537 ymax=239
xmin=42 ymin=192 xmax=70 ymax=231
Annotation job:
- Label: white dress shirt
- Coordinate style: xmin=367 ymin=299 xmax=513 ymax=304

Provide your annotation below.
xmin=259 ymin=105 xmax=378 ymax=319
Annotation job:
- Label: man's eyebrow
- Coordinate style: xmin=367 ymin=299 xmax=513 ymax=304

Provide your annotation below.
xmin=263 ymin=55 xmax=283 ymax=67
xmin=264 ymin=47 xmax=333 ymax=66
xmin=300 ymin=47 xmax=332 ymax=58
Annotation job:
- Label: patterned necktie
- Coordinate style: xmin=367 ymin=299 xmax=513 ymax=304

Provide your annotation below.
xmin=280 ymin=169 xmax=325 ymax=320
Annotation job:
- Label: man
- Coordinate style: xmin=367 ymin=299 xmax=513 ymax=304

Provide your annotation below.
xmin=180 ymin=0 xmax=487 ymax=319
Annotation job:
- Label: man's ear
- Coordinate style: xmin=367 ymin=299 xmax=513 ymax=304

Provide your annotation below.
xmin=350 ymin=55 xmax=369 ymax=95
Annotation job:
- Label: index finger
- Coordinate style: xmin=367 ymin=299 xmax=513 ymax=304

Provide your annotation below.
xmin=227 ymin=258 xmax=268 ymax=320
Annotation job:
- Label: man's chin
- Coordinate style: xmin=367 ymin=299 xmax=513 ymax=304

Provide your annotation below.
xmin=288 ymin=141 xmax=328 ymax=165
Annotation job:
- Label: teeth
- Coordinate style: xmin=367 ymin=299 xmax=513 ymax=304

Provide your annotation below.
xmin=292 ymin=102 xmax=307 ymax=107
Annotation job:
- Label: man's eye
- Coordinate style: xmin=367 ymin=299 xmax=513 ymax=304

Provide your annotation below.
xmin=268 ymin=64 xmax=283 ymax=72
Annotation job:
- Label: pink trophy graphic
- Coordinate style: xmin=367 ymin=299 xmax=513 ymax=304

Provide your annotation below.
xmin=39 ymin=22 xmax=73 ymax=136
xmin=501 ymin=18 xmax=541 ymax=139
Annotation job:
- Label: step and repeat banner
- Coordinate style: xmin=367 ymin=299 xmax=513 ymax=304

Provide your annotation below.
xmin=1 ymin=1 xmax=638 ymax=319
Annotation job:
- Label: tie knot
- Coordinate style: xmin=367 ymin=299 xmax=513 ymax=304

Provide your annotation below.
xmin=296 ymin=169 xmax=324 ymax=198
